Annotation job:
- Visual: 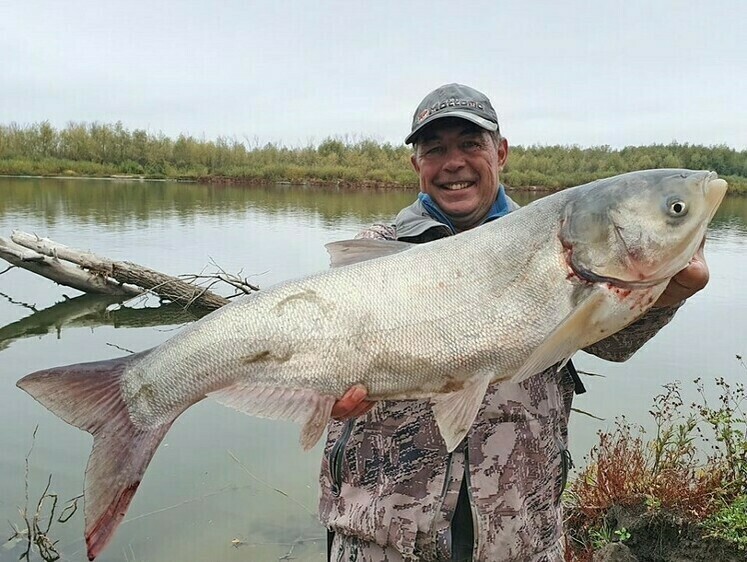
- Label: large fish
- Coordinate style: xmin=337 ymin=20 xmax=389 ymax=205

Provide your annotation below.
xmin=17 ymin=169 xmax=726 ymax=560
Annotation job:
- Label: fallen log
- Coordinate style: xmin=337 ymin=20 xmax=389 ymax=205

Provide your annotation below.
xmin=1 ymin=231 xmax=250 ymax=310
xmin=0 ymin=237 xmax=140 ymax=296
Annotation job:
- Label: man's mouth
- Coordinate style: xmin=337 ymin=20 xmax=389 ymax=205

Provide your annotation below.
xmin=439 ymin=181 xmax=474 ymax=191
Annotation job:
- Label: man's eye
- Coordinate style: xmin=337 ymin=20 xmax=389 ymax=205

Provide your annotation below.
xmin=425 ymin=146 xmax=443 ymax=155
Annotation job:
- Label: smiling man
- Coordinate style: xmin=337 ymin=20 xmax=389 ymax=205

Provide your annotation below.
xmin=319 ymin=84 xmax=709 ymax=561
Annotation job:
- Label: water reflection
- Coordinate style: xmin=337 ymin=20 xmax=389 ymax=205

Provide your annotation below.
xmin=4 ymin=177 xmax=747 ymax=232
xmin=0 ymin=293 xmax=204 ymax=352
xmin=0 ymin=177 xmax=416 ymax=227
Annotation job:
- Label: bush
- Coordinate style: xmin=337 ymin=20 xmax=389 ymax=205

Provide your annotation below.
xmin=565 ymin=358 xmax=747 ymax=559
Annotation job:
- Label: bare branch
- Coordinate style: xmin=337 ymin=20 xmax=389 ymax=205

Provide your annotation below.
xmin=106 ymin=342 xmax=136 ymax=354
xmin=3 ymin=231 xmax=262 ymax=311
xmin=6 ymin=427 xmax=77 ymax=561
xmin=577 ymin=370 xmax=607 ymax=378
xmin=570 ymin=407 xmax=605 ymax=421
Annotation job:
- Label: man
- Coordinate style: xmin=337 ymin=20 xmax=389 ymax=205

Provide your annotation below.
xmin=319 ymin=83 xmax=709 ymax=561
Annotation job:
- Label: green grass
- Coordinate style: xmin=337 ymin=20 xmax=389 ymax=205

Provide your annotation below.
xmin=705 ymin=495 xmax=747 ymax=550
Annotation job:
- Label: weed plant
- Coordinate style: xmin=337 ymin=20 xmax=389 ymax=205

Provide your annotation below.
xmin=564 ymin=358 xmax=747 ymax=560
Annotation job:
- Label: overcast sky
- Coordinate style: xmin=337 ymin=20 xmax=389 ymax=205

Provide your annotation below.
xmin=1 ymin=1 xmax=745 ymax=149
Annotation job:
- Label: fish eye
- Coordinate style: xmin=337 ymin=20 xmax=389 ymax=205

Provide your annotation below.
xmin=666 ymin=198 xmax=688 ymax=217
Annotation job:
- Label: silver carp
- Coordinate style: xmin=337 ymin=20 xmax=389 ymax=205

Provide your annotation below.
xmin=17 ymin=169 xmax=726 ymax=559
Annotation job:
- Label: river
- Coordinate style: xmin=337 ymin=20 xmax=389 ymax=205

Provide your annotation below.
xmin=0 ymin=177 xmax=744 ymax=561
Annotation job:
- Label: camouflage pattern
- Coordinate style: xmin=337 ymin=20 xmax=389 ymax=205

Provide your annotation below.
xmin=319 ymin=206 xmax=680 ymax=561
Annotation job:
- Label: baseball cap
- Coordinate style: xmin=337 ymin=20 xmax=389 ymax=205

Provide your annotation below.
xmin=405 ymin=83 xmax=500 ymax=145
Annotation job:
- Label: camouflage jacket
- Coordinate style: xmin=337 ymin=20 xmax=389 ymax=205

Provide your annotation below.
xmin=318 ymin=197 xmax=680 ymax=561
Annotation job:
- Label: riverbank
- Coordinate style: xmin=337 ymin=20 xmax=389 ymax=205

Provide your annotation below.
xmin=579 ymin=505 xmax=744 ymax=562
xmin=0 ymin=169 xmax=562 ymax=193
xmin=2 ymin=122 xmax=746 ymax=193
xmin=2 ymin=170 xmax=745 ymax=195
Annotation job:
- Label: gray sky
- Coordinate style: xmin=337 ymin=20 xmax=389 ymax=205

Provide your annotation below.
xmin=1 ymin=0 xmax=745 ymax=148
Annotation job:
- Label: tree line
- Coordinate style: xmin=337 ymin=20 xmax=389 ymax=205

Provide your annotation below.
xmin=1 ymin=121 xmax=745 ymax=191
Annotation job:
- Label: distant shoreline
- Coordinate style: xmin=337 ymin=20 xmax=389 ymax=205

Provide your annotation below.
xmin=0 ymin=173 xmax=567 ymax=193
xmin=2 ymin=122 xmax=745 ymax=193
xmin=3 ymin=172 xmax=745 ymax=195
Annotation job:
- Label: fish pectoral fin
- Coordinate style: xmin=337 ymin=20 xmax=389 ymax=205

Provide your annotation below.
xmin=510 ymin=290 xmax=609 ymax=384
xmin=208 ymin=384 xmax=336 ymax=451
xmin=325 ymin=239 xmax=414 ymax=267
xmin=431 ymin=374 xmax=491 ymax=453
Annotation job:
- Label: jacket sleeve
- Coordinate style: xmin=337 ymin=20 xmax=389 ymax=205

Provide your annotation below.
xmin=354 ymin=223 xmax=396 ymax=240
xmin=583 ymin=303 xmax=683 ymax=362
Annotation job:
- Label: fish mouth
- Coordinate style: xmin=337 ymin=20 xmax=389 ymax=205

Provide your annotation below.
xmin=570 ymin=262 xmax=668 ymax=289
xmin=703 ymin=175 xmax=728 ymax=221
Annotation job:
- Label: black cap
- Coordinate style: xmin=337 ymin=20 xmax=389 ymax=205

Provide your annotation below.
xmin=405 ymin=83 xmax=499 ymax=145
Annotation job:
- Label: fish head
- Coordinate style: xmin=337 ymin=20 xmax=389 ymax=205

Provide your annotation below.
xmin=561 ymin=169 xmax=727 ymax=287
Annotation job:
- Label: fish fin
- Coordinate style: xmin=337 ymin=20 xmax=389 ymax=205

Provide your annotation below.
xmin=325 ymin=239 xmax=413 ymax=267
xmin=510 ymin=290 xmax=608 ymax=384
xmin=431 ymin=374 xmax=491 ymax=452
xmin=208 ymin=384 xmax=336 ymax=451
xmin=16 ymin=350 xmax=177 ymax=561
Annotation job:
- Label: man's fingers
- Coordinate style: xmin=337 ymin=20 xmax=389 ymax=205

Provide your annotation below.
xmin=653 ymin=246 xmax=710 ymax=308
xmin=674 ymin=249 xmax=710 ymax=292
xmin=346 ymin=401 xmax=376 ymax=419
xmin=330 ymin=384 xmax=372 ymax=420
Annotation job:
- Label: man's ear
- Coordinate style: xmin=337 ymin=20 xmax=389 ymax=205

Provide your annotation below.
xmin=497 ymin=137 xmax=509 ymax=170
xmin=410 ymin=153 xmax=420 ymax=174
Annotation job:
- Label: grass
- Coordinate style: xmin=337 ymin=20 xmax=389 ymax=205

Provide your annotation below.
xmin=705 ymin=494 xmax=747 ymax=551
xmin=564 ymin=358 xmax=747 ymax=560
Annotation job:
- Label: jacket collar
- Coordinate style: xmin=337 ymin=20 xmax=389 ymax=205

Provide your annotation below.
xmin=394 ymin=185 xmax=518 ymax=242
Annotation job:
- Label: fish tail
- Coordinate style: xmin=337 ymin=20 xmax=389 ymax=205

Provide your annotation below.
xmin=16 ymin=349 xmax=174 ymax=561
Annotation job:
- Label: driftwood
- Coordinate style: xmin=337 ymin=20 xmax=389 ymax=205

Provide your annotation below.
xmin=0 ymin=237 xmax=140 ymax=297
xmin=0 ymin=230 xmax=258 ymax=310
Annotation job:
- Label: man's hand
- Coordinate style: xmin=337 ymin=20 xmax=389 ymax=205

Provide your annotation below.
xmin=331 ymin=384 xmax=375 ymax=421
xmin=653 ymin=242 xmax=709 ymax=308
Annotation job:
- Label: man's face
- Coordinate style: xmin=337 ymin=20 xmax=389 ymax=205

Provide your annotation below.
xmin=411 ymin=118 xmax=508 ymax=231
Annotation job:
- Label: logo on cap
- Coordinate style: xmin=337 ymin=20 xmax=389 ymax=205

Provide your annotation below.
xmin=416 ymin=98 xmax=485 ymax=123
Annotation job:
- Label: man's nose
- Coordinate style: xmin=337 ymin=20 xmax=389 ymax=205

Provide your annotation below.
xmin=442 ymin=148 xmax=466 ymax=172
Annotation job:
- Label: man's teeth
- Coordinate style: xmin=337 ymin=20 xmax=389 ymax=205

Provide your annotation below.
xmin=442 ymin=182 xmax=472 ymax=191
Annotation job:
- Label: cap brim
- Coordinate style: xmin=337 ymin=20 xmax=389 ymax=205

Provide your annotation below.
xmin=405 ymin=110 xmax=498 ymax=144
